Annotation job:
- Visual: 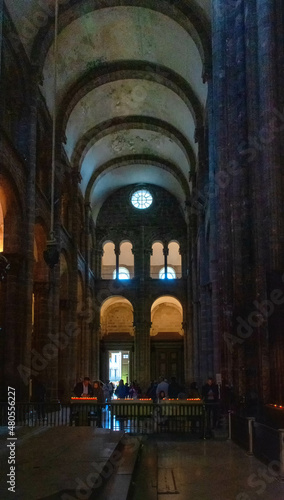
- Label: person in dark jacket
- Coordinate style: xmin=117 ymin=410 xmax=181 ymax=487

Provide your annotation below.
xmin=93 ymin=381 xmax=104 ymax=403
xmin=93 ymin=381 xmax=104 ymax=427
xmin=202 ymin=377 xmax=219 ymax=430
xmin=168 ymin=377 xmax=181 ymax=398
xmin=115 ymin=379 xmax=127 ymax=399
xmin=33 ymin=378 xmax=46 ymax=420
xmin=73 ymin=377 xmax=94 ymax=397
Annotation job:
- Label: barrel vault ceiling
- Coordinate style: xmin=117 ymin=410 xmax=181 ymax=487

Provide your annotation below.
xmin=6 ymin=0 xmax=211 ymax=222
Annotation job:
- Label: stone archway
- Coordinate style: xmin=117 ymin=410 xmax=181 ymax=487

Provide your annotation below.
xmin=100 ymin=296 xmax=134 ymax=384
xmin=150 ymin=296 xmax=184 ymax=383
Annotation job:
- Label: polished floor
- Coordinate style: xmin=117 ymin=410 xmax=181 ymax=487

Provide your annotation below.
xmin=130 ymin=436 xmax=284 ymax=500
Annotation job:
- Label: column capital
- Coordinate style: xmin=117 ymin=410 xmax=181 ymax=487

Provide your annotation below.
xmin=163 ymin=246 xmax=169 ymax=256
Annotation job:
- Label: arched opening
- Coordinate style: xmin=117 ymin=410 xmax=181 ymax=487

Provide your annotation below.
xmin=0 ymin=174 xmax=22 ymax=399
xmin=0 ymin=177 xmax=22 ymax=254
xmin=0 ymin=201 xmax=4 ymax=252
xmin=100 ymin=296 xmax=134 ymax=384
xmin=101 ymin=241 xmax=115 ymax=279
xmin=159 ymin=266 xmax=176 ymax=279
xmin=119 ymin=241 xmax=134 ymax=278
xmin=150 ymin=242 xmax=164 ymax=278
xmin=112 ymin=267 xmax=130 ymax=280
xmin=168 ymin=241 xmax=182 ymax=278
xmin=150 ymin=296 xmax=184 ymax=383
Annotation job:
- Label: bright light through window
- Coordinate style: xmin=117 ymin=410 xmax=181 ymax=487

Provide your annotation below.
xmin=131 ymin=189 xmax=153 ymax=209
xmin=159 ymin=267 xmax=176 ymax=279
xmin=113 ymin=267 xmax=130 ymax=280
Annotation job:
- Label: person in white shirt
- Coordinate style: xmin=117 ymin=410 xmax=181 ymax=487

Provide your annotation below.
xmin=156 ymin=376 xmax=169 ymax=398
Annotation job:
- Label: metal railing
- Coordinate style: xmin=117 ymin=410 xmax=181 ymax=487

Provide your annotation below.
xmin=230 ymin=412 xmax=284 ymax=480
xmin=0 ymin=401 xmax=205 ymax=435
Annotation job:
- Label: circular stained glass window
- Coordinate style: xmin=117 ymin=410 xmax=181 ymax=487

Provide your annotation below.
xmin=131 ymin=189 xmax=153 ymax=209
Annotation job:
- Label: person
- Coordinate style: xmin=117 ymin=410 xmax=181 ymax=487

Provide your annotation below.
xmin=168 ymin=377 xmax=181 ymax=398
xmin=115 ymin=379 xmax=127 ymax=399
xmin=133 ymin=380 xmax=142 ymax=397
xmin=158 ymin=390 xmax=166 ymax=401
xmin=93 ymin=381 xmax=104 ymax=427
xmin=33 ymin=378 xmax=46 ymax=420
xmin=128 ymin=382 xmax=137 ymax=399
xmin=156 ymin=376 xmax=169 ymax=398
xmin=73 ymin=377 xmax=94 ymax=397
xmin=93 ymin=381 xmax=104 ymax=403
xmin=188 ymin=381 xmax=201 ymax=399
xmin=202 ymin=377 xmax=219 ymax=430
xmin=146 ymin=380 xmax=158 ymax=402
xmin=103 ymin=380 xmax=115 ymax=401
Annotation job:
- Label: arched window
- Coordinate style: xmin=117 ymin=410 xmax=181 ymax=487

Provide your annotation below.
xmin=159 ymin=266 xmax=176 ymax=279
xmin=0 ymin=201 xmax=4 ymax=252
xmin=168 ymin=241 xmax=182 ymax=278
xmin=113 ymin=267 xmax=130 ymax=280
xmin=102 ymin=242 xmax=116 ymax=279
xmin=150 ymin=242 xmax=164 ymax=278
xmin=120 ymin=241 xmax=134 ymax=278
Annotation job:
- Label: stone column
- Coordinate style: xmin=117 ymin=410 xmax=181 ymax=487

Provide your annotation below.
xmin=180 ymin=230 xmax=193 ymax=386
xmin=134 ymin=318 xmax=151 ymax=391
xmin=211 ymin=0 xmax=255 ymax=393
xmin=19 ymin=68 xmax=39 ymax=400
xmin=57 ymin=169 xmax=81 ymax=401
xmin=44 ymin=267 xmax=60 ymax=401
xmin=115 ymin=244 xmax=120 ymax=279
xmin=94 ymin=248 xmax=103 ymax=279
xmin=143 ymin=245 xmax=152 ymax=278
xmin=163 ymin=244 xmax=168 ymax=277
xmin=90 ymin=318 xmax=100 ymax=381
xmin=254 ymin=0 xmax=284 ymax=402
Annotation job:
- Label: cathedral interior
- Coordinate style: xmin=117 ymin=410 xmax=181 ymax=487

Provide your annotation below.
xmin=0 ymin=0 xmax=284 ymax=407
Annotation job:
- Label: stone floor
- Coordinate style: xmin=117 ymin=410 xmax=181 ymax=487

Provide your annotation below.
xmin=0 ymin=426 xmax=124 ymax=499
xmin=130 ymin=435 xmax=284 ymax=500
xmin=1 ymin=428 xmax=284 ymax=500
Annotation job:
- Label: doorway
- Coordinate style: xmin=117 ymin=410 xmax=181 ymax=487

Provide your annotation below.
xmin=108 ymin=350 xmax=130 ymax=384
